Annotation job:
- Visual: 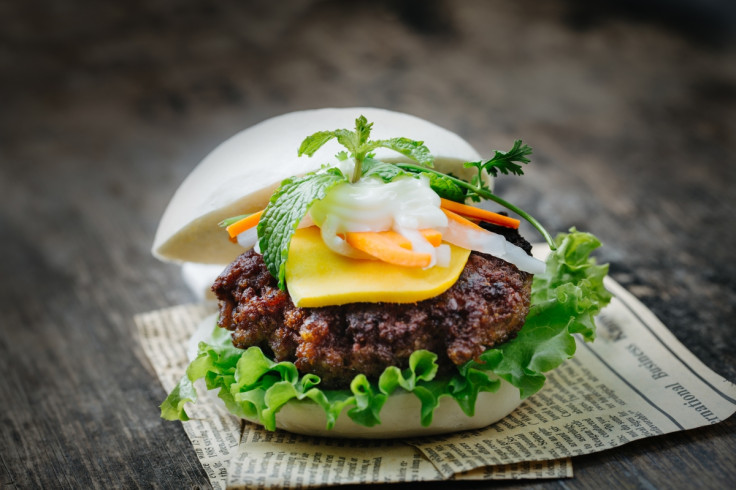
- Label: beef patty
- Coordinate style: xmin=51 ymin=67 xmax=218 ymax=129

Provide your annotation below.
xmin=213 ymin=223 xmax=533 ymax=389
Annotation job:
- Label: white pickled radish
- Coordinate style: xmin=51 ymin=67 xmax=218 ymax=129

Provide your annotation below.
xmin=503 ymin=241 xmax=546 ymax=275
xmin=320 ymin=214 xmax=357 ymax=257
xmin=435 ymin=244 xmax=451 ymax=268
xmin=236 ymin=227 xmax=259 ymax=250
xmin=443 ymin=219 xmax=506 ymax=257
xmin=309 ymin=176 xmax=447 ymax=264
xmin=443 ymin=219 xmax=546 ymax=275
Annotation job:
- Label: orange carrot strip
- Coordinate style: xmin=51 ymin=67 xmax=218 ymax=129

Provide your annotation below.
xmin=226 ymin=210 xmax=263 ymax=238
xmin=440 ymin=198 xmax=520 ymax=229
xmin=386 ymin=229 xmax=442 ymax=249
xmin=442 ymin=208 xmax=485 ymax=231
xmin=379 ymin=231 xmax=412 ymax=250
xmin=419 ymin=229 xmax=443 ymax=247
xmin=342 ymin=229 xmax=441 ymax=249
xmin=345 ymin=231 xmax=432 ymax=267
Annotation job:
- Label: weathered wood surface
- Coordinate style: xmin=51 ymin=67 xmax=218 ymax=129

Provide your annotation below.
xmin=1 ymin=1 xmax=734 ymax=488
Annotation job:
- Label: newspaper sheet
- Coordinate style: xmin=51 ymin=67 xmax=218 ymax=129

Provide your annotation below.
xmin=407 ymin=278 xmax=736 ymax=476
xmin=135 ymin=277 xmax=735 ymax=488
xmin=136 ymin=304 xmax=570 ymax=488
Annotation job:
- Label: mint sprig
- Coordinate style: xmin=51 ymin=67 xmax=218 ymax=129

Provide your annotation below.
xmin=298 ymin=115 xmax=434 ymax=183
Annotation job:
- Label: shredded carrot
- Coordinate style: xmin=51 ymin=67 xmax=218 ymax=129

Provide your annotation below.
xmin=440 ymin=198 xmax=520 ymax=229
xmin=418 ymin=229 xmax=443 ymax=247
xmin=226 ymin=210 xmax=263 ymax=238
xmin=345 ymin=231 xmax=433 ymax=267
xmin=442 ymin=208 xmax=485 ymax=231
xmin=382 ymin=229 xmax=442 ymax=249
xmin=340 ymin=229 xmax=442 ymax=248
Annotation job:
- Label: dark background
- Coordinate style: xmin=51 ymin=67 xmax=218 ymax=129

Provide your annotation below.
xmin=1 ymin=1 xmax=735 ymax=488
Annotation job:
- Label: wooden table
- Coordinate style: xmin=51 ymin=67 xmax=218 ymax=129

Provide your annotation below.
xmin=2 ymin=1 xmax=734 ymax=488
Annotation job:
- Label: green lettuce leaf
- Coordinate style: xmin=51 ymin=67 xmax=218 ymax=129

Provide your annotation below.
xmin=162 ymin=229 xmax=612 ymax=429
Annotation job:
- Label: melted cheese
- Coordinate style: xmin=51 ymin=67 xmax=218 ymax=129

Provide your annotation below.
xmin=285 ymin=227 xmax=470 ymax=307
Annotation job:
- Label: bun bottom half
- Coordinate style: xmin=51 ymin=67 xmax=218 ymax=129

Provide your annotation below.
xmin=253 ymin=382 xmax=521 ymax=439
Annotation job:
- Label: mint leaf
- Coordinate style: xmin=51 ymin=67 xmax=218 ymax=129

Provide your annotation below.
xmin=297 ymin=117 xmax=372 ymax=159
xmin=370 ymin=137 xmax=434 ymax=167
xmin=335 ymin=150 xmax=349 ymax=161
xmin=298 ymin=131 xmax=337 ymax=157
xmin=257 ymin=171 xmax=346 ymax=290
xmin=354 ymin=115 xmax=373 ymax=147
xmin=361 ymin=158 xmax=464 ymax=201
xmin=423 ymin=172 xmax=466 ymax=202
xmin=298 ymin=120 xmax=555 ymax=247
xmin=333 ymin=128 xmax=362 ymax=156
xmin=297 ymin=116 xmax=433 ymax=183
xmin=361 ymin=157 xmax=407 ymax=182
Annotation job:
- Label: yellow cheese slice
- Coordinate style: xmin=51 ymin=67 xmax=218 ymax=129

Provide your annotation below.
xmin=285 ymin=227 xmax=471 ymax=307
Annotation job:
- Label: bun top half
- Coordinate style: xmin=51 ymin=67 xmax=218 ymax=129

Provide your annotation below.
xmin=152 ymin=107 xmax=484 ymax=265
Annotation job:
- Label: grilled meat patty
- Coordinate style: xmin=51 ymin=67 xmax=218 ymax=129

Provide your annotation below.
xmin=213 ymin=223 xmax=534 ymax=389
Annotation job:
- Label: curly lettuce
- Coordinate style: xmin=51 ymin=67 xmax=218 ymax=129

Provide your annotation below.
xmin=161 ymin=229 xmax=612 ymax=429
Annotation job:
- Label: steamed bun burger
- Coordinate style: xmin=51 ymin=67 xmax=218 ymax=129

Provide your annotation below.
xmin=156 ymin=108 xmax=611 ymax=438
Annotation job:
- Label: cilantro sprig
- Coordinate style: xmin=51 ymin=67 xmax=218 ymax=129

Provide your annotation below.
xmin=298 ymin=116 xmax=434 ymax=183
xmin=464 ymin=139 xmax=532 ymax=195
xmin=389 ymin=139 xmax=553 ymax=249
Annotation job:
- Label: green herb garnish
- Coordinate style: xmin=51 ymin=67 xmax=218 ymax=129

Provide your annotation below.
xmin=298 ymin=115 xmax=434 ymax=183
xmin=257 ymin=116 xmax=556 ymax=291
xmin=467 ymin=139 xmax=532 ymax=179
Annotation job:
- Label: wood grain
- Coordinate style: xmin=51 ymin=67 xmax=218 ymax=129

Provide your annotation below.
xmin=1 ymin=0 xmax=734 ymax=488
